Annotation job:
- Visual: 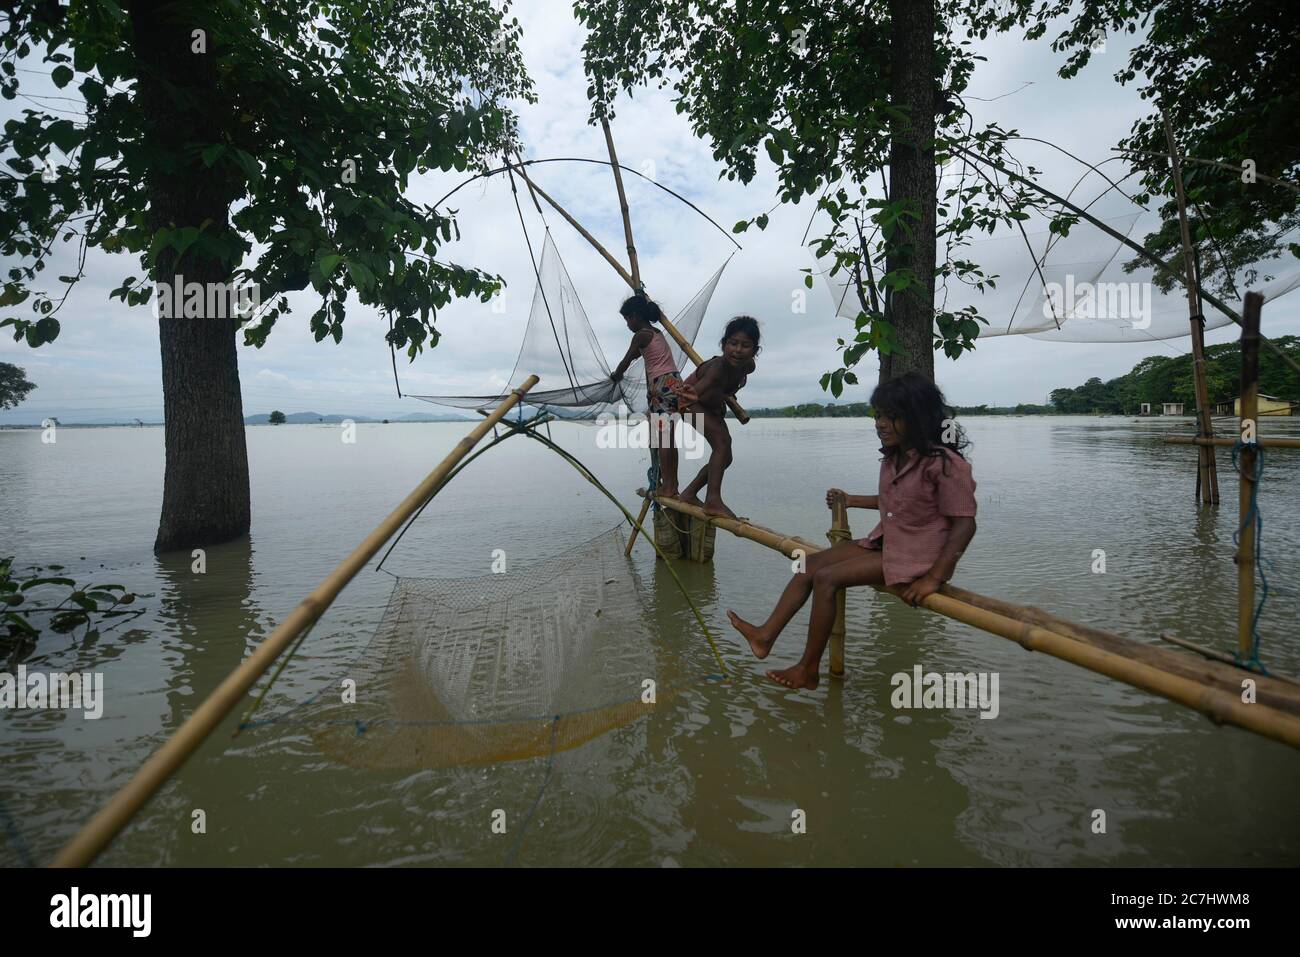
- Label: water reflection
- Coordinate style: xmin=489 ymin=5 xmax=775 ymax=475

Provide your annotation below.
xmin=153 ymin=537 xmax=264 ymax=733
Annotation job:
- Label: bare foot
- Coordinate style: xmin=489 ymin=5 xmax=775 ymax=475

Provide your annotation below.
xmin=656 ymin=486 xmax=680 ymax=500
xmin=703 ymin=497 xmax=737 ymax=520
xmin=727 ymin=609 xmax=773 ymax=659
xmin=678 ymin=490 xmax=704 ymax=508
xmin=765 ymin=663 xmax=820 ymax=690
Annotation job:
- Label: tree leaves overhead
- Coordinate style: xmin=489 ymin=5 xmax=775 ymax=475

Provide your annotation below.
xmin=0 ymin=0 xmax=534 ymax=358
xmin=573 ymin=0 xmax=1051 ymax=385
xmin=1023 ymin=0 xmax=1300 ymax=303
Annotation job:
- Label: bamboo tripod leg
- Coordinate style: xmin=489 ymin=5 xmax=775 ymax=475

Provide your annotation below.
xmin=52 ymin=377 xmax=541 ymax=868
xmin=827 ymin=496 xmax=851 ymax=677
xmin=626 ymin=496 xmax=653 ymax=556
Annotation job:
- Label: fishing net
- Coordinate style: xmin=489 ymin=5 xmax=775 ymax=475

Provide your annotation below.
xmin=410 ymin=231 xmax=728 ymax=419
xmin=269 ymin=527 xmax=676 ymax=770
xmin=821 ymin=210 xmax=1300 ymax=343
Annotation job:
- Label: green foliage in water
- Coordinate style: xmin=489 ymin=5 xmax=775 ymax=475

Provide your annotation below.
xmin=1 ymin=558 xmax=144 ymax=665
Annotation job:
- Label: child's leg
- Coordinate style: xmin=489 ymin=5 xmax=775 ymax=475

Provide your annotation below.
xmin=727 ymin=542 xmax=866 ymax=658
xmin=698 ymin=412 xmax=734 ymax=517
xmin=677 ymin=416 xmax=711 ymax=505
xmin=766 ymin=549 xmax=885 ymax=690
xmin=656 ymin=415 xmax=678 ymax=497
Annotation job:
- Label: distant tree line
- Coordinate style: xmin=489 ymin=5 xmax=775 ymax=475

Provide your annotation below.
xmin=1047 ymin=335 xmax=1299 ymax=414
xmin=749 ymin=401 xmax=1054 ymax=418
xmin=749 ymin=336 xmax=1300 ymax=419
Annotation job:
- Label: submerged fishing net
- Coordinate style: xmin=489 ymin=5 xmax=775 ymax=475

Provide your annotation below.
xmin=279 ymin=527 xmax=673 ymax=770
xmin=411 ymin=230 xmax=728 ymax=418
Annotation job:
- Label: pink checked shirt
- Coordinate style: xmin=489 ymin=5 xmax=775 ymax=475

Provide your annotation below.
xmin=857 ymin=446 xmax=977 ymax=586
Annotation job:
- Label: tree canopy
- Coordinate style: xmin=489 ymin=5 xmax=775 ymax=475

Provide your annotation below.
xmin=1048 ymin=336 xmax=1300 ymax=414
xmin=0 ymin=360 xmax=35 ymax=409
xmin=1 ymin=0 xmax=533 ymax=355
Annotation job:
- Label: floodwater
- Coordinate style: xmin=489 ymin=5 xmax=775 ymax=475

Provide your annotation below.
xmin=2 ymin=414 xmax=1298 ymax=867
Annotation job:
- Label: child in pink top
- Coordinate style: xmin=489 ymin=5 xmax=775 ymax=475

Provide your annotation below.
xmin=727 ymin=373 xmax=977 ymax=689
xmin=611 ymin=293 xmax=683 ymax=497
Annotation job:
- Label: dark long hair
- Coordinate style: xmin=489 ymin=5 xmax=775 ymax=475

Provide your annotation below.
xmin=620 ymin=293 xmax=660 ymax=326
xmin=869 ymin=372 xmax=969 ymax=463
xmin=721 ymin=315 xmax=761 ymax=352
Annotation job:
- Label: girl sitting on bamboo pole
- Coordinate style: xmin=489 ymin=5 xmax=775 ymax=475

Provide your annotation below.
xmin=672 ymin=316 xmax=759 ymax=519
xmin=611 ymin=293 xmax=683 ymax=498
xmin=728 ymin=373 xmax=977 ymax=689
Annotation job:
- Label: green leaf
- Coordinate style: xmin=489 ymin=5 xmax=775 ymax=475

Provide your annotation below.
xmin=201 ymin=144 xmax=226 ymax=168
xmin=51 ymin=66 xmax=74 ymax=89
xmin=317 ymin=253 xmax=343 ymax=279
xmin=47 ymin=119 xmax=81 ymax=153
xmin=20 ymin=577 xmax=75 ymax=590
xmin=34 ymin=316 xmax=60 ymax=344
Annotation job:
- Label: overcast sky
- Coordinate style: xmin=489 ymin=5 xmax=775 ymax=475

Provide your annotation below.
xmin=2 ymin=5 xmax=1296 ymax=425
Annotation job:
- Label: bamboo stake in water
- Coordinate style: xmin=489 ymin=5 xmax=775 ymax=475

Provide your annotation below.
xmin=827 ymin=494 xmax=851 ymax=677
xmin=1238 ymin=292 xmax=1262 ymax=657
xmin=52 ymin=377 xmax=541 ymax=868
xmin=1162 ymin=114 xmax=1220 ymax=505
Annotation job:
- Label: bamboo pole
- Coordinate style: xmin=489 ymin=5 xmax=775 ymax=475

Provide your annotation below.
xmin=827 ymin=494 xmax=851 ymax=678
xmin=512 ymin=160 xmax=749 ymax=423
xmin=639 ymin=489 xmax=1300 ymax=748
xmin=940 ymin=582 xmax=1300 ymax=715
xmin=1238 ymin=292 xmax=1262 ymax=657
xmin=598 ymin=121 xmax=750 ymax=425
xmin=601 ymin=117 xmax=641 ymax=288
xmin=1163 ymin=114 xmax=1220 ymax=506
xmin=625 ymin=496 xmax=653 ymax=556
xmin=1164 ymin=436 xmax=1300 ymax=449
xmin=52 ymin=378 xmax=541 ymax=868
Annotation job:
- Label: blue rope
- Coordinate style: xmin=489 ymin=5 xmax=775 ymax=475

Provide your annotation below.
xmin=1230 ymin=440 xmax=1270 ymax=675
xmin=647 ymin=449 xmax=660 ymax=512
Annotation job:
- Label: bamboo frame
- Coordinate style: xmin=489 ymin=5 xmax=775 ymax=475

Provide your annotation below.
xmin=955 ymin=145 xmax=1300 ymax=381
xmin=625 ymin=496 xmax=653 ymax=556
xmin=597 ymin=121 xmax=750 ymax=425
xmin=827 ymin=495 xmax=850 ymax=678
xmin=636 ymin=489 xmax=1300 ymax=748
xmin=513 ymin=160 xmax=749 ymax=424
xmin=602 ymin=118 xmax=641 ymax=287
xmin=1163 ymin=114 xmax=1220 ymax=505
xmin=51 ymin=378 xmax=541 ymax=868
xmin=1238 ymin=293 xmax=1262 ymax=657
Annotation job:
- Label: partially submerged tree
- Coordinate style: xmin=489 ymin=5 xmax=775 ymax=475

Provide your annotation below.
xmin=1 ymin=0 xmax=532 ymax=551
xmin=268 ymin=409 xmax=286 ymax=425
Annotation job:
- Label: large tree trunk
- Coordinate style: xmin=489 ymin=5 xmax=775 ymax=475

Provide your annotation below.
xmin=881 ymin=0 xmax=937 ymax=384
xmin=131 ymin=1 xmax=250 ymax=553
